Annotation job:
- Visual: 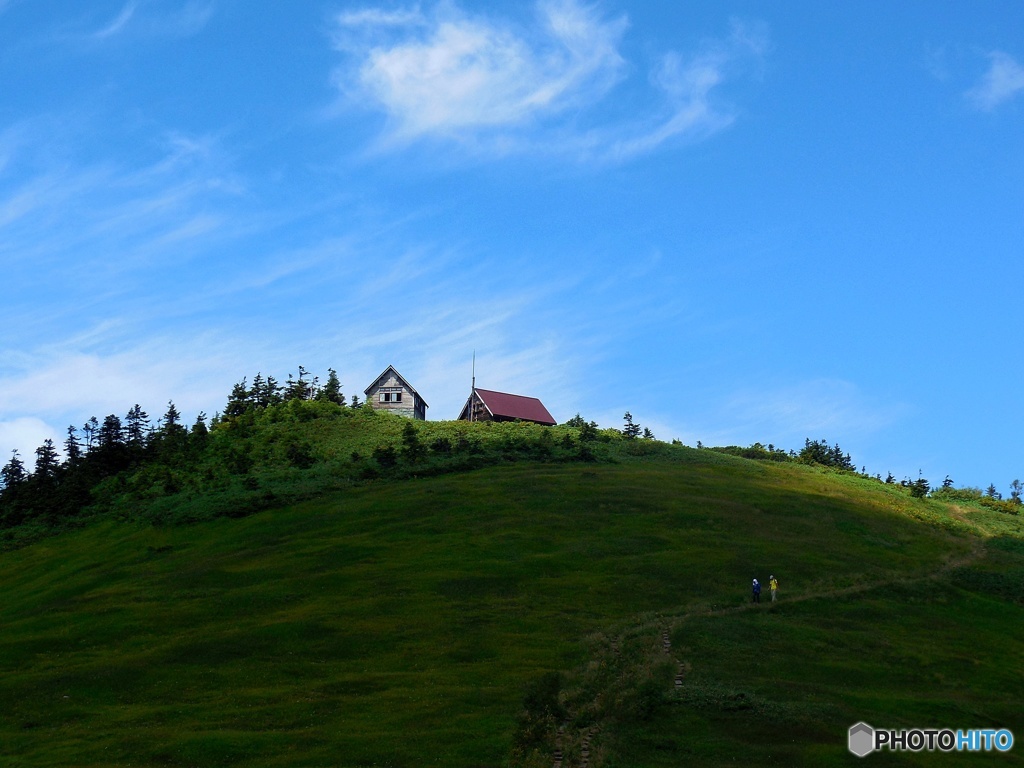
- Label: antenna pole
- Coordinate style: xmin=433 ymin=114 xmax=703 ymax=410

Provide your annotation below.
xmin=470 ymin=351 xmax=475 ymax=422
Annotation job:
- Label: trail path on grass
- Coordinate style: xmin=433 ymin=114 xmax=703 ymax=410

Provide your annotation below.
xmin=547 ymin=535 xmax=987 ymax=768
xmin=684 ymin=534 xmax=985 ymax=623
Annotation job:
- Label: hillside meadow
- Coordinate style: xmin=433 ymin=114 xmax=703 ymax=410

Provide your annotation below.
xmin=0 ymin=440 xmax=1022 ymax=766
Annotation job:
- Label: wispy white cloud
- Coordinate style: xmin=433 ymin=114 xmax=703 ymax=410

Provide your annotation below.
xmin=0 ymin=173 xmax=60 ymax=229
xmin=600 ymin=31 xmax=756 ymax=162
xmin=80 ymin=0 xmax=213 ymax=43
xmin=0 ymin=121 xmax=258 ymax=370
xmin=337 ymin=0 xmax=626 ymax=139
xmin=612 ymin=379 xmax=907 ymax=456
xmin=0 ymin=125 xmax=241 ymax=267
xmin=173 ymin=0 xmax=214 ymax=35
xmin=0 ymin=124 xmax=28 ymax=176
xmin=967 ymin=50 xmax=1024 ymax=110
xmin=337 ymin=7 xmax=425 ymax=28
xmin=93 ymin=1 xmax=137 ymax=39
xmin=333 ymin=1 xmax=765 ymax=160
xmin=711 ymin=379 xmax=906 ymax=447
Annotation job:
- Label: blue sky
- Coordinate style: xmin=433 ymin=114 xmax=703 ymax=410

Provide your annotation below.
xmin=1 ymin=1 xmax=1022 ymax=492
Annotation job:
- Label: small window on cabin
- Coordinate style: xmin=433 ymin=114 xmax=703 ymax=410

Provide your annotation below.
xmin=379 ymin=389 xmax=403 ymax=403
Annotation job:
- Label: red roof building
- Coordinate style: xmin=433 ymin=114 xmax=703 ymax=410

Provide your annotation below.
xmin=457 ymin=387 xmax=556 ymax=426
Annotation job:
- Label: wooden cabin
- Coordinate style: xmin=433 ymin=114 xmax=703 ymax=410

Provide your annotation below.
xmin=364 ymin=365 xmax=427 ymax=420
xmin=457 ymin=387 xmax=556 ymax=426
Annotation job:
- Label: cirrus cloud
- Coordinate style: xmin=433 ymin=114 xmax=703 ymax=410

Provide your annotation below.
xmin=84 ymin=0 xmax=214 ymax=42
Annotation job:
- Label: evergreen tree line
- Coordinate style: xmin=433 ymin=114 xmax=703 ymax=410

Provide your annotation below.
xmin=0 ymin=400 xmax=202 ymax=528
xmin=0 ymin=366 xmax=346 ymax=530
xmin=223 ymin=367 xmax=347 ymax=417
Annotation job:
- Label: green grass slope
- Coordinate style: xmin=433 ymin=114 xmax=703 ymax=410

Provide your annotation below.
xmin=1 ymin=449 xmax=1022 ymax=766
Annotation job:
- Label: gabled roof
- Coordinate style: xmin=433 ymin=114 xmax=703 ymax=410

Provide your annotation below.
xmin=364 ymin=365 xmax=428 ymax=407
xmin=470 ymin=388 xmax=556 ymax=425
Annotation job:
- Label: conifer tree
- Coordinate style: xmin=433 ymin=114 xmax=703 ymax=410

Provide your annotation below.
xmin=798 ymin=438 xmax=855 ymax=471
xmin=190 ymin=412 xmax=210 ymax=454
xmin=622 ymin=412 xmax=641 ymax=439
xmin=250 ymin=373 xmax=266 ymax=408
xmin=90 ymin=415 xmax=129 ymax=475
xmin=32 ymin=439 xmax=71 ymax=523
xmin=33 ymin=439 xmax=60 ymax=480
xmin=224 ymin=379 xmax=251 ymax=418
xmin=264 ymin=376 xmax=282 ymax=406
xmin=63 ymin=425 xmax=82 ymax=468
xmin=150 ymin=401 xmax=187 ymax=460
xmin=0 ymin=450 xmax=27 ymax=491
xmin=319 ymin=368 xmax=345 ymax=405
xmin=82 ymin=416 xmax=99 ymax=451
xmin=285 ymin=366 xmax=314 ymax=400
xmin=124 ymin=404 xmax=151 ymax=448
xmin=160 ymin=401 xmax=184 ymax=435
xmin=0 ymin=450 xmax=28 ymax=525
xmin=578 ymin=420 xmax=598 ymax=442
xmin=909 ymin=475 xmax=930 ymax=499
xmin=401 ymin=421 xmax=424 ymax=463
xmin=564 ymin=414 xmax=586 ymax=428
xmin=98 ymin=414 xmax=124 ymax=450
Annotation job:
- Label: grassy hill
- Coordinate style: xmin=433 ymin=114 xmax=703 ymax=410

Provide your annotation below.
xmin=1 ymin=415 xmax=1022 ymax=766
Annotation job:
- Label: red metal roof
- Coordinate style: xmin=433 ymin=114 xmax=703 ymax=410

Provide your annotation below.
xmin=474 ymin=388 xmax=556 ymax=425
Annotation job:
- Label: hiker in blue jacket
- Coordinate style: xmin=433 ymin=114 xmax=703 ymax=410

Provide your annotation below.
xmin=752 ymin=578 xmax=761 ymax=603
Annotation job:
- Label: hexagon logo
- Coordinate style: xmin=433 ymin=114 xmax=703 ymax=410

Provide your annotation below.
xmin=849 ymin=722 xmax=875 ymax=757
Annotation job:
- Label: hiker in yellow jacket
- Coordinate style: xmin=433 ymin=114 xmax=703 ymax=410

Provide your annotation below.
xmin=769 ymin=575 xmax=779 ymax=602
